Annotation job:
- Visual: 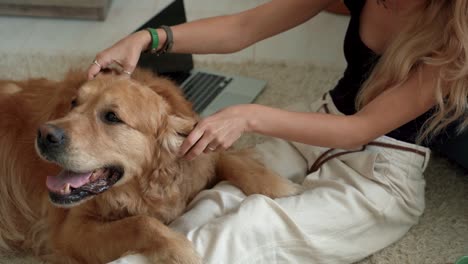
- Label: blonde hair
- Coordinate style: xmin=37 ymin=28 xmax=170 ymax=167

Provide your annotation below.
xmin=356 ymin=0 xmax=468 ymax=143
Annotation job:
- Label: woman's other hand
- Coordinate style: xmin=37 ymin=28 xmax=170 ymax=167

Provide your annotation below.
xmin=87 ymin=30 xmax=152 ymax=80
xmin=179 ymin=104 xmax=254 ymax=160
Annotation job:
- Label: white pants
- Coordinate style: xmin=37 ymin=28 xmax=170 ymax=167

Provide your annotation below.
xmin=111 ymin=94 xmax=431 ymax=264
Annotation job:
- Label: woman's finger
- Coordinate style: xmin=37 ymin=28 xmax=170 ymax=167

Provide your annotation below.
xmin=203 ymin=143 xmax=219 ymax=153
xmin=183 ymin=123 xmax=221 ymax=159
xmin=87 ymin=53 xmax=114 ymax=79
xmin=184 ymin=131 xmax=218 ymax=160
xmin=87 ymin=63 xmax=102 ymax=80
xmin=179 ymin=128 xmax=204 ymax=156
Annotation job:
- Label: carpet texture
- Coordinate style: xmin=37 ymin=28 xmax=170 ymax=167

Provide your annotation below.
xmin=0 ymin=54 xmax=467 ymax=264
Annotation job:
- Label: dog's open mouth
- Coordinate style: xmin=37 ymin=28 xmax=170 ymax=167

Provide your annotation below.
xmin=46 ymin=166 xmax=123 ymax=206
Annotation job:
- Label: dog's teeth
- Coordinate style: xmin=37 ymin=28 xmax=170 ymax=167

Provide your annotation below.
xmin=90 ymin=172 xmax=98 ymax=181
xmin=63 ymin=183 xmax=71 ymax=194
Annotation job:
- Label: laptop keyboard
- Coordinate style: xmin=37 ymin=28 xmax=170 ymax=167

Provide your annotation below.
xmin=181 ymin=72 xmax=233 ymax=113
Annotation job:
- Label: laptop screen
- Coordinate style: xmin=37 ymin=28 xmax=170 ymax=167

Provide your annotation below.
xmin=136 ymin=0 xmax=194 ymax=78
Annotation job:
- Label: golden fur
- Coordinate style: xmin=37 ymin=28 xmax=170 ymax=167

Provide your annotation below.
xmin=0 ymin=69 xmax=299 ymax=263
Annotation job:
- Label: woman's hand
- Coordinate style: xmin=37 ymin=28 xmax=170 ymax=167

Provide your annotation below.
xmin=179 ymin=104 xmax=254 ymax=160
xmin=87 ymin=30 xmax=152 ymax=80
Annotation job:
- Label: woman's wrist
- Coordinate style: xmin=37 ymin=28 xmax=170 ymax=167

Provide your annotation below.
xmin=243 ymin=104 xmax=261 ymax=133
xmin=134 ymin=30 xmax=152 ymax=52
xmin=244 ymin=104 xmax=282 ymax=135
xmin=135 ymin=28 xmax=167 ymax=52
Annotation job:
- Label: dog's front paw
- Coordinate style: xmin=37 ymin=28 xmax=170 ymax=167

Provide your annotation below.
xmin=267 ymin=180 xmax=305 ymax=199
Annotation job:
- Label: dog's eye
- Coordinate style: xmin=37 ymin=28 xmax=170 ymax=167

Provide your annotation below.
xmin=71 ymin=99 xmax=77 ymax=109
xmin=104 ymin=111 xmax=122 ymax=124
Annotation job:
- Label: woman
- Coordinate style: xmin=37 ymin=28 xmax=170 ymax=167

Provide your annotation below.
xmin=92 ymin=0 xmax=468 ymax=263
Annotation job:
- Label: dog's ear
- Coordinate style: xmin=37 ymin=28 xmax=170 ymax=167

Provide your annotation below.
xmin=132 ymin=70 xmax=196 ymax=118
xmin=161 ymin=114 xmax=197 ymax=154
xmin=63 ymin=70 xmax=88 ymax=90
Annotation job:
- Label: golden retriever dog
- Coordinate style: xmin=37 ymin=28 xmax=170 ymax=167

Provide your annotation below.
xmin=0 ymin=69 xmax=299 ymax=264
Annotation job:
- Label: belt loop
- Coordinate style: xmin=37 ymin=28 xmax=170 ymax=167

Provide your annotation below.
xmin=322 ymin=93 xmax=327 ymax=101
xmin=421 ymin=150 xmax=430 ymax=171
xmin=320 ymin=92 xmax=330 ymax=114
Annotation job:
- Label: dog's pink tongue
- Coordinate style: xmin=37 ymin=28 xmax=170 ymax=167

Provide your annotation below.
xmin=46 ymin=170 xmax=92 ymax=192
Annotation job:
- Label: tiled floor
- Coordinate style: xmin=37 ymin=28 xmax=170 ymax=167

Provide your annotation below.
xmin=0 ymin=0 xmax=350 ymax=68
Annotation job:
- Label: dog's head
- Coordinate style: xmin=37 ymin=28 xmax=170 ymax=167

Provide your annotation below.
xmin=36 ymin=71 xmax=196 ymax=208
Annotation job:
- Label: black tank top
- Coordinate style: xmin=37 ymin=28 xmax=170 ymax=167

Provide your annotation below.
xmin=329 ymin=0 xmax=438 ymax=146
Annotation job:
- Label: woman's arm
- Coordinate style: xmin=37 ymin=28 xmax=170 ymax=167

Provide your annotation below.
xmin=180 ymin=65 xmax=440 ymax=159
xmin=169 ymin=0 xmax=337 ymax=54
xmin=250 ymin=66 xmax=441 ymax=149
xmin=88 ymin=0 xmax=336 ymax=78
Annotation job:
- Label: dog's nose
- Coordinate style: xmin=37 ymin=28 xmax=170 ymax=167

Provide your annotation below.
xmin=37 ymin=124 xmax=67 ymax=147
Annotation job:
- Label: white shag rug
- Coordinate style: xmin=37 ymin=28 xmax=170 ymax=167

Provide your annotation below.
xmin=0 ymin=53 xmax=467 ymax=264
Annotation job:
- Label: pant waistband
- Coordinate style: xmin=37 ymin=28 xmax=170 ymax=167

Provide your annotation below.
xmin=308 ymin=93 xmax=431 ymax=173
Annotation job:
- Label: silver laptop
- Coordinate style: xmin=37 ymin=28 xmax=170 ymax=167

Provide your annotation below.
xmin=138 ymin=55 xmax=266 ymax=117
xmin=178 ymin=69 xmax=265 ymax=117
xmin=138 ymin=57 xmax=266 ymax=117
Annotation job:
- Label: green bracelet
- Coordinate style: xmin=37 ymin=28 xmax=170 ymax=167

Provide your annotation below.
xmin=146 ymin=28 xmax=159 ymax=53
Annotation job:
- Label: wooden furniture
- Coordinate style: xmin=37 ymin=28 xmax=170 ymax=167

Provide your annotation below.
xmin=0 ymin=0 xmax=111 ymax=20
